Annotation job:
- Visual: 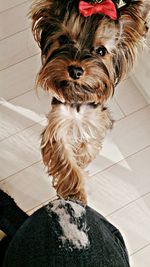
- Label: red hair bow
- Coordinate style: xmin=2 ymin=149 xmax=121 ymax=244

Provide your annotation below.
xmin=79 ymin=0 xmax=117 ymax=20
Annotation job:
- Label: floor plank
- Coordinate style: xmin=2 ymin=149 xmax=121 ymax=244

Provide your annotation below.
xmin=0 ymin=1 xmax=30 ymax=40
xmin=0 ymin=28 xmax=39 ymax=70
xmin=0 ymin=98 xmax=44 ymax=141
xmin=107 ymin=193 xmax=150 ymax=255
xmin=87 ymin=106 xmax=150 ymax=176
xmin=0 ymin=55 xmax=40 ymax=100
xmin=131 ymin=244 xmax=150 ymax=267
xmin=0 ymin=161 xmax=56 ymax=212
xmin=115 ymin=77 xmax=148 ymax=115
xmin=86 ymin=146 xmax=150 ymax=216
xmin=0 ymin=0 xmax=27 ymax=13
xmin=0 ymin=123 xmax=45 ymax=181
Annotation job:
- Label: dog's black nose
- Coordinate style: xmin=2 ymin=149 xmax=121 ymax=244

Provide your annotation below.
xmin=68 ymin=65 xmax=84 ymax=80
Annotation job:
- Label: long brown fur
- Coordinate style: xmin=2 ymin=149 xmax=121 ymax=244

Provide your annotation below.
xmin=30 ymin=0 xmax=149 ymax=103
xmin=29 ymin=0 xmax=150 ymax=203
xmin=41 ymin=101 xmax=113 ymax=203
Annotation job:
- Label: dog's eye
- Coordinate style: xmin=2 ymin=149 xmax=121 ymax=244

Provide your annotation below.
xmin=59 ymin=35 xmax=70 ymax=45
xmin=95 ymin=46 xmax=107 ymax=56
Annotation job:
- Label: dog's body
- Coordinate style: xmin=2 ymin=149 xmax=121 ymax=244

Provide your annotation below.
xmin=30 ymin=0 xmax=149 ymax=202
xmin=41 ymin=99 xmax=113 ymax=202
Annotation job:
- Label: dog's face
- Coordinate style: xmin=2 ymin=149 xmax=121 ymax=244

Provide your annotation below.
xmin=30 ymin=0 xmax=149 ymax=104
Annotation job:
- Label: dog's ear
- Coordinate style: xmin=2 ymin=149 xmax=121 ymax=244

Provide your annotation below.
xmin=29 ymin=0 xmax=52 ymax=46
xmin=118 ymin=0 xmax=150 ymax=38
xmin=29 ymin=0 xmax=61 ymax=56
xmin=112 ymin=1 xmax=150 ymax=85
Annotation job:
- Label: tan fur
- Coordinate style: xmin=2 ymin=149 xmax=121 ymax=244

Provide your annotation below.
xmin=41 ymin=102 xmax=113 ymax=203
xmin=29 ymin=0 xmax=150 ymax=203
xmin=29 ymin=0 xmax=149 ymax=103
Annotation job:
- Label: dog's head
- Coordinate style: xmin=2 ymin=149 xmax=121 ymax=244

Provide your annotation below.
xmin=30 ymin=0 xmax=149 ymax=104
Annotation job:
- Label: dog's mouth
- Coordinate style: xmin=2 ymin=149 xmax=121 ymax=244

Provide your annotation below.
xmin=55 ymin=80 xmax=94 ymax=94
xmin=52 ymin=79 xmax=111 ymax=104
xmin=36 ymin=76 xmax=112 ymax=104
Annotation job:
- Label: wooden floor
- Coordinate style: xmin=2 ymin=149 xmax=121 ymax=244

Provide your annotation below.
xmin=0 ymin=1 xmax=150 ymax=266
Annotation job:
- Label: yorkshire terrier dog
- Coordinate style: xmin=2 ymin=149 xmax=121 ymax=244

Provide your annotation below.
xmin=30 ymin=0 xmax=149 ymax=203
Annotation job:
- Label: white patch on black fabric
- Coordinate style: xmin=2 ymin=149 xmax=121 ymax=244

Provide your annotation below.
xmin=46 ymin=199 xmax=90 ymax=250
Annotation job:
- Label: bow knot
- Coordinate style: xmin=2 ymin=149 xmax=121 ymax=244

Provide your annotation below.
xmin=79 ymin=0 xmax=117 ymax=20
